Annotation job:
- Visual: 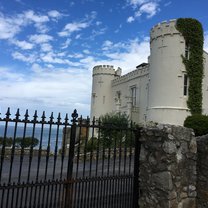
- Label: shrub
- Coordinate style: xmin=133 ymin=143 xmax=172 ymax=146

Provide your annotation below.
xmin=85 ymin=137 xmax=98 ymax=152
xmin=0 ymin=137 xmax=13 ymax=147
xmin=15 ymin=137 xmax=39 ymax=148
xmin=184 ymin=114 xmax=208 ymax=136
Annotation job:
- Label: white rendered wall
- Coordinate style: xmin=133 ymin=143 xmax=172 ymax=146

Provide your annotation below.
xmin=147 ymin=20 xmax=190 ymax=125
xmin=111 ymin=66 xmax=149 ymax=124
xmin=202 ymin=51 xmax=208 ymax=115
xmin=90 ymin=65 xmax=120 ymax=120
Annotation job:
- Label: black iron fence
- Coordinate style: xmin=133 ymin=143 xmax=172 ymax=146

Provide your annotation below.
xmin=0 ymin=108 xmax=140 ymax=208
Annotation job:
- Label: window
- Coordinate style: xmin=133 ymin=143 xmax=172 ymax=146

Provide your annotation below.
xmin=185 ymin=42 xmax=190 ymax=59
xmin=183 ymin=74 xmax=188 ymax=96
xmin=116 ymin=91 xmax=121 ymax=99
xmin=131 ymin=87 xmax=136 ymax=107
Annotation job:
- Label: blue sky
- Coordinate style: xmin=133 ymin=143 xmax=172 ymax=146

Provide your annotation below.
xmin=0 ymin=0 xmax=208 ymax=119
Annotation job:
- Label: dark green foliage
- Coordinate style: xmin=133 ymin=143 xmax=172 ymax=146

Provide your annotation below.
xmin=176 ymin=18 xmax=204 ymax=114
xmin=0 ymin=137 xmax=13 ymax=147
xmin=184 ymin=115 xmax=208 ymax=136
xmin=85 ymin=137 xmax=98 ymax=152
xmin=15 ymin=137 xmax=39 ymax=148
xmin=99 ymin=112 xmax=134 ymax=148
xmin=0 ymin=137 xmax=39 ymax=148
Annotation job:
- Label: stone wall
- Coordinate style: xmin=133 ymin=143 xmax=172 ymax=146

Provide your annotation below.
xmin=196 ymin=134 xmax=208 ymax=208
xmin=139 ymin=125 xmax=197 ymax=208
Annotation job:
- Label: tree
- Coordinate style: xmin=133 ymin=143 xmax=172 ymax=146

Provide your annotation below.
xmin=0 ymin=137 xmax=13 ymax=147
xmin=15 ymin=137 xmax=39 ymax=148
xmin=99 ymin=112 xmax=133 ymax=148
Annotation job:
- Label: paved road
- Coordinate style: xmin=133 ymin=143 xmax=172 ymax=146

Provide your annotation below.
xmin=0 ymin=155 xmax=135 ymax=208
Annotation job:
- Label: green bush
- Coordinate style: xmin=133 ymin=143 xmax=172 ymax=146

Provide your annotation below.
xmin=0 ymin=137 xmax=13 ymax=147
xmin=85 ymin=137 xmax=98 ymax=152
xmin=15 ymin=137 xmax=39 ymax=148
xmin=184 ymin=114 xmax=208 ymax=136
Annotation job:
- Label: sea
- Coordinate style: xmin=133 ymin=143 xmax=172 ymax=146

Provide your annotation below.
xmin=0 ymin=123 xmax=64 ymax=150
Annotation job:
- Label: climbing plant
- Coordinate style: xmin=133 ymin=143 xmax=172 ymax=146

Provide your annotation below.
xmin=176 ymin=18 xmax=204 ymax=115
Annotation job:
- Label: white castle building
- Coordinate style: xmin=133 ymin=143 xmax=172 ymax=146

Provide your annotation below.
xmin=90 ymin=19 xmax=208 ymax=126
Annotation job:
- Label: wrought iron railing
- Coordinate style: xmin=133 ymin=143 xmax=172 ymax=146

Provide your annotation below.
xmin=0 ymin=108 xmax=140 ymax=208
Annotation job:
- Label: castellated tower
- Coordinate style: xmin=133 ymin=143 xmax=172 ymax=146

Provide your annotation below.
xmin=147 ymin=19 xmax=190 ymax=125
xmin=90 ymin=65 xmax=121 ymax=120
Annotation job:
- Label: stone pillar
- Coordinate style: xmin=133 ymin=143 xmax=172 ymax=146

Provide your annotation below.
xmin=139 ymin=125 xmax=197 ymax=208
xmin=196 ymin=134 xmax=208 ymax=208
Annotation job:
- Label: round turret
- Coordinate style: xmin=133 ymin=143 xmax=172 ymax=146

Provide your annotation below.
xmin=147 ymin=19 xmax=190 ymax=125
xmin=90 ymin=65 xmax=122 ymax=120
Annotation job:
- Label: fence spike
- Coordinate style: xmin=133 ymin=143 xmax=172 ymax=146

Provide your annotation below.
xmin=71 ymin=109 xmax=78 ymax=123
xmin=57 ymin=112 xmax=61 ymax=124
xmin=15 ymin=108 xmax=20 ymax=120
xmin=41 ymin=111 xmax=46 ymax=122
xmin=33 ymin=110 xmax=38 ymax=122
xmin=5 ymin=107 xmax=11 ymax=119
xmin=64 ymin=113 xmax=69 ymax=124
xmin=49 ymin=112 xmax=54 ymax=123
xmin=24 ymin=109 xmax=29 ymax=121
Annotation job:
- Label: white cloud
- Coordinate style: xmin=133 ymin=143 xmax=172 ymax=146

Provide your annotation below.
xmin=58 ymin=21 xmax=90 ymax=37
xmin=90 ymin=27 xmax=107 ymax=39
xmin=48 ymin=10 xmax=62 ymax=19
xmin=135 ymin=2 xmax=160 ymax=18
xmin=127 ymin=16 xmax=135 ymax=23
xmin=128 ymin=0 xmax=149 ymax=8
xmin=10 ymin=39 xmax=34 ymax=50
xmin=24 ymin=10 xmax=49 ymax=23
xmin=0 ymin=13 xmax=22 ymax=39
xmin=102 ymin=40 xmax=113 ymax=50
xmin=12 ymin=51 xmax=37 ymax=63
xmin=61 ymin=38 xmax=71 ymax=49
xmin=99 ymin=38 xmax=150 ymax=74
xmin=40 ymin=43 xmax=53 ymax=52
xmin=0 ymin=65 xmax=91 ymax=117
xmin=126 ymin=0 xmax=160 ymax=21
xmin=83 ymin=49 xmax=90 ymax=54
xmin=29 ymin=34 xmax=53 ymax=44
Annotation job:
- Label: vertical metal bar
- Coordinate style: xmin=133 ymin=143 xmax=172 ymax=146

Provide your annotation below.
xmin=118 ymin=128 xmax=122 ymax=175
xmin=75 ymin=116 xmax=82 ymax=179
xmin=33 ymin=112 xmax=46 ymax=208
xmin=6 ymin=109 xmax=20 ymax=208
xmin=89 ymin=118 xmax=95 ymax=178
xmin=42 ymin=113 xmax=53 ymax=208
xmin=0 ymin=108 xmax=11 ymax=183
xmin=65 ymin=109 xmax=78 ymax=207
xmin=123 ymin=129 xmax=128 ymax=175
xmin=82 ymin=117 xmax=90 ymax=178
xmin=24 ymin=110 xmax=38 ymax=207
xmin=52 ymin=112 xmax=61 ymax=180
xmin=15 ymin=110 xmax=29 ymax=207
xmin=95 ymin=119 xmax=101 ymax=177
xmin=60 ymin=114 xmax=69 ymax=179
xmin=133 ymin=128 xmax=141 ymax=208
xmin=0 ymin=183 xmax=5 ymax=208
xmin=44 ymin=112 xmax=54 ymax=180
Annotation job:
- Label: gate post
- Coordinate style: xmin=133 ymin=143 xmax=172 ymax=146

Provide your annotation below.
xmin=65 ymin=109 xmax=78 ymax=207
xmin=139 ymin=125 xmax=197 ymax=208
xmin=133 ymin=127 xmax=142 ymax=208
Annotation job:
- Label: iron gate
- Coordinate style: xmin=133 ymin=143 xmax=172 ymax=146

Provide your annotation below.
xmin=0 ymin=108 xmax=140 ymax=208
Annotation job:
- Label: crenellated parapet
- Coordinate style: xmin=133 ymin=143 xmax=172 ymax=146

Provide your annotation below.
xmin=112 ymin=64 xmax=149 ymax=86
xmin=93 ymin=65 xmax=119 ymax=76
xmin=150 ymin=19 xmax=180 ymax=42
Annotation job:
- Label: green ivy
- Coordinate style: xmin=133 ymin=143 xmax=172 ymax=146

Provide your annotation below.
xmin=176 ymin=18 xmax=204 ymax=115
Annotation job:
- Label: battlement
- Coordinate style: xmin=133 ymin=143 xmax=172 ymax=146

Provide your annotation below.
xmin=150 ymin=19 xmax=180 ymax=42
xmin=112 ymin=64 xmax=149 ymax=86
xmin=93 ymin=65 xmax=118 ymax=76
